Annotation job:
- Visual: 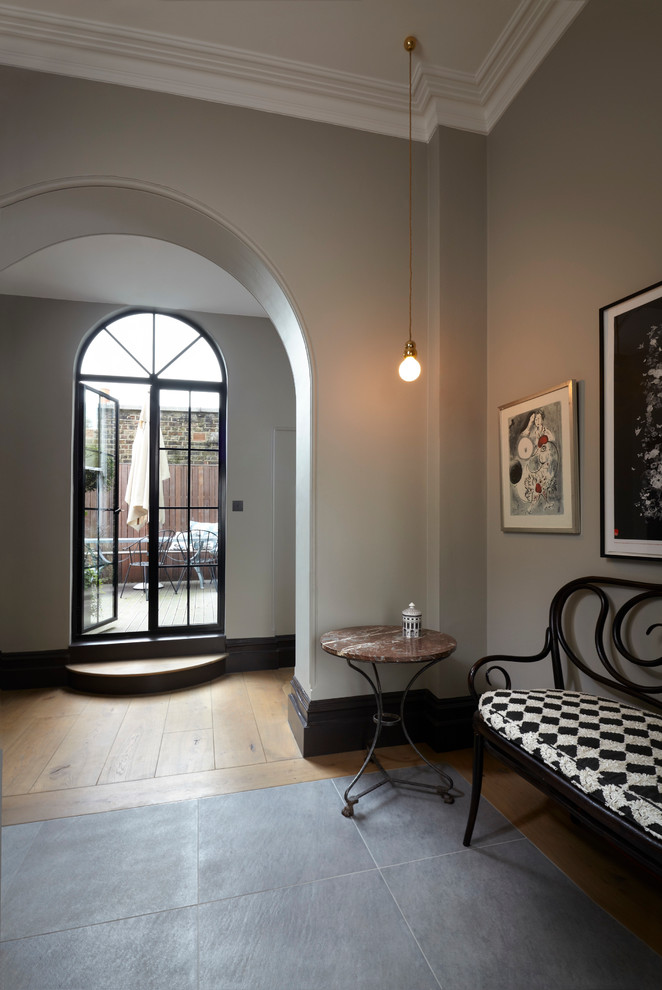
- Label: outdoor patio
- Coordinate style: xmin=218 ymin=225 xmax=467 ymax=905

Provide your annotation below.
xmin=84 ymin=577 xmax=218 ymax=636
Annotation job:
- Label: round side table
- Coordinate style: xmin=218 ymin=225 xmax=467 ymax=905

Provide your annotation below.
xmin=320 ymin=625 xmax=457 ymax=817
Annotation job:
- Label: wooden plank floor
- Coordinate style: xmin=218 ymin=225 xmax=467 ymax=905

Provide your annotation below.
xmin=0 ymin=669 xmax=424 ymax=826
xmin=1 ymin=671 xmax=660 ymax=957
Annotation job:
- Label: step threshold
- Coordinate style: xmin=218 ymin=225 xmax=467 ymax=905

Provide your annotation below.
xmin=65 ymin=654 xmax=228 ymax=694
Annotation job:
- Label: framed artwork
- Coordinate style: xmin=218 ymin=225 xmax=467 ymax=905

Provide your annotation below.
xmin=498 ymin=380 xmax=580 ymax=533
xmin=601 ymin=280 xmax=662 ymax=559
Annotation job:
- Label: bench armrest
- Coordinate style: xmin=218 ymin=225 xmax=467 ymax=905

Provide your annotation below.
xmin=468 ymin=627 xmax=554 ymax=700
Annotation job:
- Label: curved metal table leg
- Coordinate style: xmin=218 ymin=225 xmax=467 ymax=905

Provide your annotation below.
xmin=341 ymin=660 xmax=398 ymax=816
xmin=398 ymin=658 xmax=455 ymax=803
xmin=341 ymin=655 xmax=455 ymax=815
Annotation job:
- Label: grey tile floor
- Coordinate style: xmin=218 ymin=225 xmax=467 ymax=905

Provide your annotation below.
xmin=2 ymin=764 xmax=661 ymax=990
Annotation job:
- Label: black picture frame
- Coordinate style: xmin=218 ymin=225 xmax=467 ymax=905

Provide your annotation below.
xmin=600 ymin=280 xmax=662 ymax=559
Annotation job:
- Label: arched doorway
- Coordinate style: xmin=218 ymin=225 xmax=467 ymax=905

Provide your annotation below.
xmin=74 ymin=310 xmax=226 ymax=640
xmin=0 ymin=180 xmax=314 ymax=693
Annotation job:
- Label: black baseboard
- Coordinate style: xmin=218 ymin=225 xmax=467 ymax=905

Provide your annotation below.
xmin=287 ymin=676 xmax=476 ymax=757
xmin=225 ymin=634 xmax=295 ymax=672
xmin=0 ymin=634 xmax=295 ymax=690
xmin=0 ymin=650 xmax=71 ymax=690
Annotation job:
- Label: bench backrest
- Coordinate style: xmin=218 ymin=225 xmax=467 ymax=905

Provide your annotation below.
xmin=549 ymin=576 xmax=662 ymax=712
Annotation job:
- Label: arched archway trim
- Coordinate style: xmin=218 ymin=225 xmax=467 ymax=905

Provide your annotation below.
xmin=0 ymin=179 xmax=315 ymax=692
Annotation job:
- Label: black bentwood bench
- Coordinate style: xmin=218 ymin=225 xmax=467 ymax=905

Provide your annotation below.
xmin=463 ymin=576 xmax=662 ymax=876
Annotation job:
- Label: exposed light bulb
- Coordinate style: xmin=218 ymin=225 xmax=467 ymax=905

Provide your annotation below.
xmin=399 ymin=340 xmax=421 ymax=381
xmin=399 ymin=355 xmax=421 ymax=382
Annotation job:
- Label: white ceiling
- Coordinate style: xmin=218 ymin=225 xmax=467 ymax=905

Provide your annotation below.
xmin=0 ymin=1 xmax=586 ymax=138
xmin=0 ymin=0 xmax=586 ymax=314
xmin=0 ymin=236 xmax=268 ymax=316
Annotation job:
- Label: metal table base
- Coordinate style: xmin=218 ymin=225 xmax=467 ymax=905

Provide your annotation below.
xmin=340 ymin=657 xmax=455 ymax=818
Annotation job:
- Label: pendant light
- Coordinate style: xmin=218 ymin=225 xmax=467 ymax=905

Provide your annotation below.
xmin=398 ymin=35 xmax=422 ymax=383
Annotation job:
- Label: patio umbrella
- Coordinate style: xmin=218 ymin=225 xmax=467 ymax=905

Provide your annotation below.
xmin=125 ymin=398 xmax=170 ymax=531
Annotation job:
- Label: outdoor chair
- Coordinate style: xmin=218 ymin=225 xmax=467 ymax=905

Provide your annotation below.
xmin=120 ymin=529 xmax=176 ymax=599
xmin=166 ymin=528 xmax=218 ymax=592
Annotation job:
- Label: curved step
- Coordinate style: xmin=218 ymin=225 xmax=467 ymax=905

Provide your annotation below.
xmin=66 ymin=654 xmax=227 ymax=695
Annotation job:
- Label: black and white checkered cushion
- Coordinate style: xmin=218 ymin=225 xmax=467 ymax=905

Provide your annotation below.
xmin=479 ymin=689 xmax=662 ymax=840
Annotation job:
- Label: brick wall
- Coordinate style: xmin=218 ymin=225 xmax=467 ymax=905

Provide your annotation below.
xmin=119 ymin=407 xmax=218 ymax=465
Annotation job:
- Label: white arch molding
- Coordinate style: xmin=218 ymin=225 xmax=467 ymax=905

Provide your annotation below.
xmin=0 ymin=178 xmax=316 ymax=695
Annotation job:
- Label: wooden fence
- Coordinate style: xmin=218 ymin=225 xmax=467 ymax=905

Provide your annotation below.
xmin=86 ymin=464 xmax=219 ymax=540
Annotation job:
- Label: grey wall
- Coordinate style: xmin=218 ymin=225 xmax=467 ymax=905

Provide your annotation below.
xmin=186 ymin=310 xmax=296 ymax=640
xmin=0 ymin=63 xmax=488 ymax=699
xmin=8 ymin=3 xmax=660 ymax=704
xmin=0 ymin=297 xmax=110 ymax=653
xmin=486 ymin=0 xmax=662 ymax=681
xmin=428 ymin=124 xmax=488 ymax=696
xmin=0 ymin=296 xmax=295 ymax=651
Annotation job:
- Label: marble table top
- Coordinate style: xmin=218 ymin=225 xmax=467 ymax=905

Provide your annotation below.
xmin=320 ymin=625 xmax=457 ymax=664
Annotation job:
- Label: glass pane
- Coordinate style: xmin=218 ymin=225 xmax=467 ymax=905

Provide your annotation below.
xmin=159 ymin=391 xmax=190 ymax=528
xmin=158 ymin=515 xmax=189 ymax=628
xmin=191 ymin=510 xmax=218 ymax=534
xmin=190 ymin=464 xmax=218 ymax=513
xmin=82 ymin=388 xmax=119 ymax=634
xmin=191 ymin=393 xmax=220 ymax=452
xmin=80 ymin=327 xmax=149 ymax=378
xmin=98 ymin=397 xmax=117 ymax=518
xmin=122 ymin=391 xmax=152 ymax=538
xmin=155 ymin=315 xmax=199 ymax=376
xmin=160 ymin=390 xmax=190 ymax=455
xmin=196 ymin=451 xmax=219 ymax=474
xmin=84 ymin=390 xmax=100 ymax=511
xmin=118 ymin=533 xmax=149 ymax=632
xmin=193 ymin=585 xmax=218 ymax=626
xmin=94 ymin=509 xmax=115 ymax=625
xmin=105 ymin=381 xmax=149 ymax=409
xmin=161 ymin=465 xmax=189 ymax=524
xmin=114 ymin=383 xmax=149 ymax=636
xmin=159 ymin=337 xmax=222 ymax=382
xmin=190 ymin=521 xmax=218 ymax=626
xmin=83 ymin=510 xmax=100 ymax=630
xmin=160 ymin=509 xmax=185 ymax=541
xmin=119 ymin=533 xmax=149 ymax=633
xmin=106 ymin=313 xmax=154 ymax=375
xmin=191 ymin=394 xmax=219 ymax=520
xmin=160 ymin=523 xmax=218 ymax=628
xmin=159 ymin=388 xmax=191 ymax=411
xmin=121 ymin=542 xmax=145 ymax=612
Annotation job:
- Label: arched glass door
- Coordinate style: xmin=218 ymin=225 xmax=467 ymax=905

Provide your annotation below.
xmin=73 ymin=311 xmax=226 ymax=640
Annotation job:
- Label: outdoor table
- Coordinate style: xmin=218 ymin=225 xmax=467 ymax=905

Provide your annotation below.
xmin=320 ymin=625 xmax=457 ymax=817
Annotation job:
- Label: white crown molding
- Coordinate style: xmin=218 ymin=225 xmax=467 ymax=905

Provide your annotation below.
xmin=479 ymin=0 xmax=585 ymax=131
xmin=0 ymin=1 xmax=585 ymax=140
xmin=419 ymin=0 xmax=585 ymax=136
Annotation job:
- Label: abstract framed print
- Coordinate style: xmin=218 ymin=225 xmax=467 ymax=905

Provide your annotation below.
xmin=499 ymin=380 xmax=580 ymax=534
